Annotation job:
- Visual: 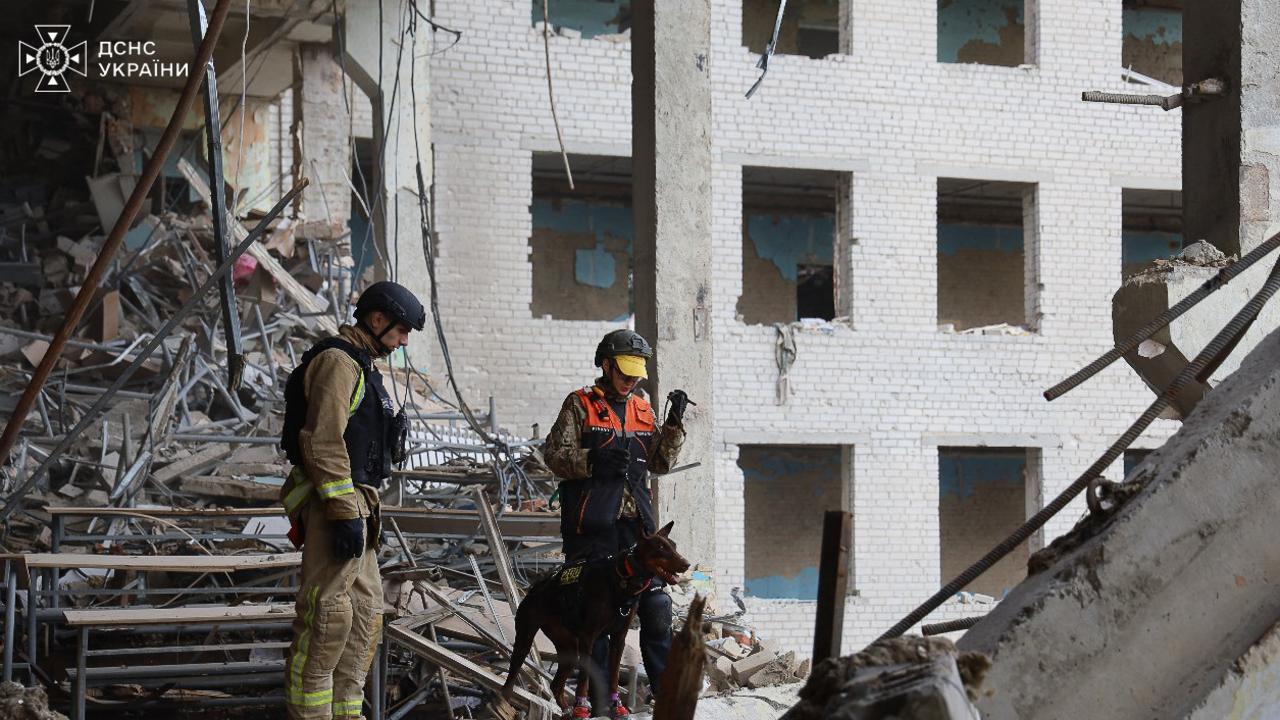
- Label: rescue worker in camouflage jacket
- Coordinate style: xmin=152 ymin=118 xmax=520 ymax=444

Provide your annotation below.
xmin=544 ymin=328 xmax=691 ymax=715
xmin=278 ymin=281 xmax=424 ymax=719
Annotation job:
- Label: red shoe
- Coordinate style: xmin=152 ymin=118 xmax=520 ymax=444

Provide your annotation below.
xmin=611 ymin=702 xmax=631 ymax=718
xmin=571 ymin=703 xmax=592 ymax=719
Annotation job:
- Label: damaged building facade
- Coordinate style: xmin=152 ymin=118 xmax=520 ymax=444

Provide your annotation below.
xmin=407 ymin=0 xmax=1187 ymax=654
xmin=0 ymin=0 xmax=1200 ymax=686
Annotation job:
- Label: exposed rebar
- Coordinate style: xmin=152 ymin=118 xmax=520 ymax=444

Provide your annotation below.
xmin=879 ymin=253 xmax=1280 ymax=641
xmin=1045 ymin=230 xmax=1280 ymax=401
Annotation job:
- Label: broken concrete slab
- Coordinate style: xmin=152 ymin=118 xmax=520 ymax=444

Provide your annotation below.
xmin=1112 ymin=253 xmax=1280 ymax=419
xmin=1186 ymin=619 xmax=1280 ymax=720
xmin=733 ymin=650 xmax=779 ymax=686
xmin=960 ymin=325 xmax=1280 ymax=719
xmin=781 ymin=636 xmax=985 ymax=720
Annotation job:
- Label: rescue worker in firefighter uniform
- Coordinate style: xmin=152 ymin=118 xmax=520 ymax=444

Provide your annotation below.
xmin=278 ymin=281 xmax=424 ymax=719
xmin=544 ymin=329 xmax=690 ymax=715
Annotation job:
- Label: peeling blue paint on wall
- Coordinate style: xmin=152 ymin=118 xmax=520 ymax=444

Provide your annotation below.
xmin=1123 ymin=230 xmax=1182 ymax=266
xmin=531 ymin=0 xmax=628 ymax=39
xmin=745 ymin=213 xmax=835 ymax=282
xmin=937 ymin=0 xmax=1024 ymax=63
xmin=743 ymin=449 xmax=840 ymax=600
xmin=1123 ymin=8 xmax=1183 ymax=46
xmin=940 ymin=452 xmax=1025 ymax=499
xmin=574 ymin=246 xmax=617 ymax=288
xmin=938 ymin=223 xmax=1023 ymax=255
xmin=532 ymin=198 xmax=633 ymax=289
xmin=747 ymin=567 xmax=822 ymax=601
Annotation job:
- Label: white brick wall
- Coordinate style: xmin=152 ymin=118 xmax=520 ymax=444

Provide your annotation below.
xmin=425 ymin=0 xmax=1182 ymax=656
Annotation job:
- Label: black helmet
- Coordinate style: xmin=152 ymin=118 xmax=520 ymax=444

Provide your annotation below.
xmin=594 ymin=329 xmax=653 ymax=367
xmin=354 ymin=281 xmax=426 ymax=331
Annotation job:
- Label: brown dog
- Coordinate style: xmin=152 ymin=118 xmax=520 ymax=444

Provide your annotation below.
xmin=500 ymin=521 xmax=690 ymax=716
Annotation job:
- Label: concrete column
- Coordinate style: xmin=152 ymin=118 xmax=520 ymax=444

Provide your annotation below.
xmin=1184 ymin=0 xmax=1280 ymax=255
xmin=632 ymin=0 xmax=716 ymax=565
xmin=296 ymin=42 xmax=353 ymax=246
xmin=340 ymin=2 xmax=433 ymax=363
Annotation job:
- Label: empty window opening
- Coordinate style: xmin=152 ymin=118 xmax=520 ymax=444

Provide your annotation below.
xmin=740 ymin=445 xmax=849 ymax=600
xmin=739 ymin=166 xmax=842 ymax=325
xmin=938 ymin=0 xmax=1027 ymax=67
xmin=939 ymin=447 xmax=1034 ymax=598
xmin=1123 ymin=0 xmax=1183 ymax=86
xmin=531 ymin=0 xmax=630 ymax=40
xmin=938 ymin=178 xmax=1035 ymax=333
xmin=1123 ymin=188 xmax=1183 ymax=279
xmin=530 ymin=153 xmax=633 ymax=321
xmin=743 ymin=0 xmax=841 ymax=59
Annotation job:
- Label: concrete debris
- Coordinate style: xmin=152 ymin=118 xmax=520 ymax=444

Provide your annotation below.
xmin=781 ymin=636 xmax=988 ymax=720
xmin=1114 ymin=244 xmax=1280 ymax=419
xmin=960 ymin=326 xmax=1280 ymax=719
xmin=0 ymin=682 xmax=67 ymax=720
xmin=1174 ymin=239 xmax=1230 ymax=267
xmin=0 ymin=76 xmax=563 ymax=719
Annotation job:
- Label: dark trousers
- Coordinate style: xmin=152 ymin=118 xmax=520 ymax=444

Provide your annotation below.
xmin=563 ymin=518 xmax=673 ymax=710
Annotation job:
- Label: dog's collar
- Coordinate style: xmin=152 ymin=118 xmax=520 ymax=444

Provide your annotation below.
xmin=614 ymin=550 xmax=652 ymax=596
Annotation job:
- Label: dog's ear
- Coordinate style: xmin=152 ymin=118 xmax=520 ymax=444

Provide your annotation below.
xmin=657 ymin=521 xmax=674 ymax=538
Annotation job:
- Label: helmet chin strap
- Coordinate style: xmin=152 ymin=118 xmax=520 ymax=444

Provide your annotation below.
xmin=356 ymin=317 xmax=395 ymax=356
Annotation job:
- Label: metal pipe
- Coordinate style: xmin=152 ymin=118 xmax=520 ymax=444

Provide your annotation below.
xmin=0 ymin=0 xmax=235 ymax=466
xmin=0 ymin=178 xmax=308 ymax=522
xmin=188 ymin=0 xmax=243 ymax=392
xmin=3 ymin=563 xmax=15 ymax=682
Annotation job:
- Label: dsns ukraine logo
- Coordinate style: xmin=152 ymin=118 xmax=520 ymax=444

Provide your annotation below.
xmin=18 ymin=25 xmax=87 ymax=93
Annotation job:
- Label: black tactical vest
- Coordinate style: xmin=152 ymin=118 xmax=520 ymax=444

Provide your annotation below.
xmin=281 ymin=337 xmax=394 ymax=488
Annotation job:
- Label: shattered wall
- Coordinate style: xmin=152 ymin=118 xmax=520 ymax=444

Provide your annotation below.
xmin=427 ymin=0 xmax=1182 ymax=655
xmin=127 ymin=86 xmax=291 ymax=215
xmin=938 ymin=0 xmax=1026 ymax=66
xmin=740 ymin=445 xmax=845 ymax=600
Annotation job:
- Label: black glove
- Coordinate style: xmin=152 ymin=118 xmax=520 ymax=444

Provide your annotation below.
xmin=666 ymin=389 xmax=691 ymax=426
xmin=332 ymin=517 xmax=367 ymax=560
xmin=588 ymin=445 xmax=629 ymax=478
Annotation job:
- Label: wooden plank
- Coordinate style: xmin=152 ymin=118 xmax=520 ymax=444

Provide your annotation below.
xmin=64 ymin=603 xmax=295 ymax=627
xmin=812 ymin=510 xmax=851 ymax=664
xmin=20 ymin=552 xmax=300 ymax=572
xmin=654 ymin=594 xmax=706 ymax=720
xmin=178 ymin=158 xmax=339 ymax=335
xmin=384 ymin=625 xmax=559 ymax=715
